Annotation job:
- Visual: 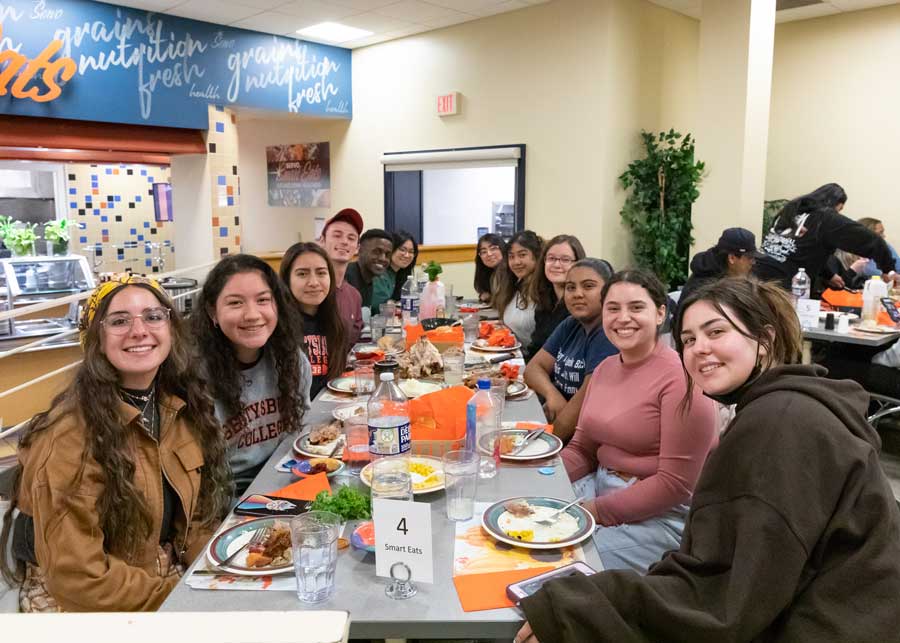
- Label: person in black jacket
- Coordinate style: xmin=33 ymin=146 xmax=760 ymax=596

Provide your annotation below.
xmin=516 ymin=277 xmax=900 ymax=643
xmin=679 ymin=227 xmax=761 ymax=305
xmin=754 ymin=182 xmax=896 ymax=288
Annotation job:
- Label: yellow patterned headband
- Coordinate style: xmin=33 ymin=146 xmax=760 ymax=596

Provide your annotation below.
xmin=79 ymin=274 xmax=165 ymax=346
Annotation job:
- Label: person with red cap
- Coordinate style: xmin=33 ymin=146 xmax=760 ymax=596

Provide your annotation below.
xmin=318 ymin=208 xmax=364 ymax=345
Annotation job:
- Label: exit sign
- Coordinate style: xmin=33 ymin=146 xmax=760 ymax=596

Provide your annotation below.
xmin=437 ymin=92 xmax=460 ymax=116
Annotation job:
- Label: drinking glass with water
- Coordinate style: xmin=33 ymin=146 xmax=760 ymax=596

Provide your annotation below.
xmin=290 ymin=511 xmax=342 ymax=603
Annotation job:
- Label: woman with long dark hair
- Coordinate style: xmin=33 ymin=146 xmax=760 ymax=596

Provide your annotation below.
xmin=473 ymin=233 xmax=506 ymax=304
xmin=280 ymin=242 xmax=348 ymax=399
xmin=754 ymin=182 xmax=895 ymax=288
xmin=516 ymin=277 xmax=900 ymax=643
xmin=559 ymin=269 xmax=717 ymax=572
xmin=494 ymin=230 xmax=543 ymax=353
xmin=194 ymin=254 xmax=311 ymax=497
xmin=526 ymin=234 xmax=586 ymax=357
xmin=0 ymin=275 xmax=230 ymax=611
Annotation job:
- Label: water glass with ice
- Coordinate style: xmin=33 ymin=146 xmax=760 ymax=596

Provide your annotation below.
xmin=354 ymin=359 xmax=376 ymax=397
xmin=442 ymin=450 xmax=479 ymax=521
xmin=462 ymin=315 xmax=479 ymax=344
xmin=442 ymin=353 xmax=465 ymax=387
xmin=290 ymin=510 xmax=342 ymax=603
xmin=371 ymin=315 xmax=387 ymax=341
xmin=371 ymin=457 xmax=413 ymax=502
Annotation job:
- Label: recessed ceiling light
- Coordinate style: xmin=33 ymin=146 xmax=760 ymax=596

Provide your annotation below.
xmin=296 ymin=22 xmax=373 ymax=43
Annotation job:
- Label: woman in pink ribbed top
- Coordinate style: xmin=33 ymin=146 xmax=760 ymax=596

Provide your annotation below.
xmin=564 ymin=269 xmax=717 ymax=573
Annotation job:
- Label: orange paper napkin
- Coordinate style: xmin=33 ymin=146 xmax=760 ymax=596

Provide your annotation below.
xmin=822 ymin=288 xmax=862 ymax=309
xmin=452 ymin=567 xmax=556 ymax=612
xmin=271 ymin=472 xmax=331 ymax=500
xmin=409 ymin=386 xmax=472 ymax=441
xmin=514 ymin=421 xmax=554 ymax=435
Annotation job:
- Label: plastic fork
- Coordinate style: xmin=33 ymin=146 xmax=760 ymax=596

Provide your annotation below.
xmin=534 ymin=497 xmax=585 ymax=526
xmin=218 ymin=526 xmax=270 ymax=568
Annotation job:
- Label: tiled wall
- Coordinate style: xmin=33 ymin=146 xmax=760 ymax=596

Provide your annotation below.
xmin=206 ymin=105 xmax=241 ymax=258
xmin=66 ymin=163 xmax=175 ymax=274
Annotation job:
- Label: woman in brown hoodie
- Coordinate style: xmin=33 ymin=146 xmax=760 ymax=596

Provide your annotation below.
xmin=0 ymin=276 xmax=231 ymax=611
xmin=517 ymin=277 xmax=900 ymax=643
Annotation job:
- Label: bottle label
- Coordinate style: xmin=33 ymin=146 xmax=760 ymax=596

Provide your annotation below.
xmin=368 ymin=419 xmax=411 ymax=456
xmin=465 ymin=403 xmax=477 ymax=452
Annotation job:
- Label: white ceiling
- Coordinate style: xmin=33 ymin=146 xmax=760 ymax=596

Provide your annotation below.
xmin=649 ymin=0 xmax=900 ymax=24
xmin=98 ymin=0 xmax=551 ymax=49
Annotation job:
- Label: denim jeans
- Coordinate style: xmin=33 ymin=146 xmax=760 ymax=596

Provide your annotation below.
xmin=573 ymin=467 xmax=688 ymax=574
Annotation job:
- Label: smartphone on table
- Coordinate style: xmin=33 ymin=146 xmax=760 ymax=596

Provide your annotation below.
xmin=506 ymin=562 xmax=596 ymax=603
xmin=881 ymin=298 xmax=900 ymax=324
xmin=234 ymin=494 xmax=310 ymax=518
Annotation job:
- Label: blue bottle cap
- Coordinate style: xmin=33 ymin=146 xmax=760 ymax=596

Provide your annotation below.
xmin=477 ymin=379 xmax=491 ymax=389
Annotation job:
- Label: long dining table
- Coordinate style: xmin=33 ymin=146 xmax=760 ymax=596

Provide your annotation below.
xmin=160 ymin=387 xmax=602 ymax=640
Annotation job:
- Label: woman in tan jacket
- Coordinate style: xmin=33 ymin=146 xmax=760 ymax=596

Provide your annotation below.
xmin=0 ymin=275 xmax=231 ymax=611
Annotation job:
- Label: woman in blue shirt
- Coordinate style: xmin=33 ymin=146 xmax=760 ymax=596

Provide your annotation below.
xmin=524 ymin=258 xmax=617 ymax=436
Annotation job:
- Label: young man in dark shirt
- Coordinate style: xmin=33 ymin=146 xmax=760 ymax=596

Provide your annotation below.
xmin=345 ymin=229 xmax=393 ymax=312
xmin=319 ymin=208 xmax=364 ymax=345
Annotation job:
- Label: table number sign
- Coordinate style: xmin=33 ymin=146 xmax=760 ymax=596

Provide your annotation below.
xmin=796 ymin=298 xmax=820 ymax=330
xmin=373 ymin=498 xmax=434 ymax=583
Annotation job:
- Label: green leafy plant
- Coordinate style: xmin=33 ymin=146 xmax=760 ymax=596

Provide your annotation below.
xmin=0 ymin=215 xmax=13 ymax=243
xmin=44 ymin=218 xmax=70 ymax=254
xmin=424 ymin=260 xmax=443 ymax=282
xmin=310 ymin=485 xmax=372 ymax=520
xmin=619 ymin=129 xmax=705 ymax=289
xmin=5 ymin=223 xmax=37 ymax=256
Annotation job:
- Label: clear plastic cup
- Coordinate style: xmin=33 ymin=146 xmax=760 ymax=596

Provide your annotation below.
xmin=290 ymin=511 xmax=342 ymax=603
xmin=371 ymin=457 xmax=413 ymax=502
xmin=442 ymin=450 xmax=479 ymax=521
xmin=344 ymin=416 xmax=369 ymax=476
xmin=462 ymin=314 xmax=479 ymax=344
xmin=442 ymin=353 xmax=465 ymax=387
xmin=371 ymin=315 xmax=387 ymax=341
xmin=354 ymin=359 xmax=375 ymax=397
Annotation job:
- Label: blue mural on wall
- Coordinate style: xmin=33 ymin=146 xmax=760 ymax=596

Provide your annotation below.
xmin=0 ymin=0 xmax=352 ymax=128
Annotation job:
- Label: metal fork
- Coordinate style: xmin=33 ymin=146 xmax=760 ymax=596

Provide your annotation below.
xmin=218 ymin=527 xmax=270 ymax=568
xmin=534 ymin=497 xmax=584 ymax=526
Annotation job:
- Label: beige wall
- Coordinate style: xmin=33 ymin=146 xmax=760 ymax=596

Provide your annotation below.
xmin=234 ymin=0 xmax=700 ymax=296
xmin=766 ymin=4 xmax=900 ymax=236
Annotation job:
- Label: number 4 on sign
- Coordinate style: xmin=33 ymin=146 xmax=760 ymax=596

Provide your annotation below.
xmin=373 ymin=498 xmax=433 ymax=584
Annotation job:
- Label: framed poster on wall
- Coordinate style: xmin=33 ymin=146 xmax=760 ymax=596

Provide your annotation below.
xmin=266 ymin=143 xmax=331 ymax=208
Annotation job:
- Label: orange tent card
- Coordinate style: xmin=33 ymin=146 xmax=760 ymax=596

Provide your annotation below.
xmin=271 ymin=472 xmax=331 ymax=501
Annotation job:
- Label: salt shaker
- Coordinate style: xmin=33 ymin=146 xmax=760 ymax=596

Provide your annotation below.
xmin=837 ymin=314 xmax=850 ymax=334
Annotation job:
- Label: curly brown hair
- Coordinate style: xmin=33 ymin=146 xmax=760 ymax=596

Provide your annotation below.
xmin=0 ymin=283 xmax=231 ymax=584
xmin=193 ymin=254 xmax=305 ymax=433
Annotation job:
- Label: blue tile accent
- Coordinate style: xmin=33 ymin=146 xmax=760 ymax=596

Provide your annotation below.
xmin=217 ymin=176 xmax=226 ymax=185
xmin=69 ymin=201 xmax=77 ymax=209
xmin=105 ymin=168 xmax=112 ymax=174
xmin=135 ymin=195 xmax=142 ymax=202
xmin=140 ymin=169 xmax=147 ymax=176
xmin=101 ymin=215 xmax=108 ymax=222
xmin=130 ymin=228 xmax=137 ymax=235
xmin=78 ymin=222 xmax=86 ymax=229
xmin=68 ymin=187 xmax=76 ymax=194
xmin=215 ymin=122 xmax=225 ymax=133
xmin=79 ymin=236 xmax=87 ymax=243
xmin=145 ymin=259 xmax=152 ymax=267
xmin=137 ymin=235 xmax=144 ymax=241
xmin=91 ymin=174 xmax=98 ymax=180
xmin=101 ymin=229 xmax=108 ymax=235
xmin=144 ymin=221 xmax=150 ymax=228
xmin=115 ymin=195 xmax=121 ymax=201
xmin=227 ymin=196 xmax=234 ymax=206
xmin=91 ymin=182 xmax=98 ymax=188
xmin=93 ymin=209 xmax=100 ymax=215
xmin=219 ymin=227 xmax=228 ymax=237
xmin=145 ymin=246 xmax=151 ymax=254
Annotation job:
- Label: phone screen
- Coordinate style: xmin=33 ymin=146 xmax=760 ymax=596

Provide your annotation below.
xmin=881 ymin=298 xmax=900 ymax=323
xmin=234 ymin=494 xmax=310 ymax=517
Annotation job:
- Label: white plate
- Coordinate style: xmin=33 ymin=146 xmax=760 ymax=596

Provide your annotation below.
xmin=481 ymin=497 xmax=595 ymax=550
xmin=332 ymin=403 xmax=367 ymax=421
xmin=470 ymin=341 xmax=522 ymax=353
xmin=852 ymin=325 xmax=900 ymax=335
xmin=478 ymin=428 xmax=563 ymax=461
xmin=293 ymin=432 xmax=345 ymax=458
xmin=206 ymin=517 xmax=293 ymax=576
xmin=359 ymin=455 xmax=445 ymax=494
xmin=397 ymin=379 xmax=443 ymax=398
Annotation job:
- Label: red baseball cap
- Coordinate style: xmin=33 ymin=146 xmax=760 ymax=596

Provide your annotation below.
xmin=322 ymin=208 xmax=363 ymax=237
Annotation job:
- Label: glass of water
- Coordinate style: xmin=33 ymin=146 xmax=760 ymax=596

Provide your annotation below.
xmin=290 ymin=510 xmax=342 ymax=603
xmin=370 ymin=457 xmax=413 ymax=502
xmin=344 ymin=416 xmax=369 ymax=476
xmin=442 ymin=450 xmax=479 ymax=521
xmin=442 ymin=352 xmax=465 ymax=387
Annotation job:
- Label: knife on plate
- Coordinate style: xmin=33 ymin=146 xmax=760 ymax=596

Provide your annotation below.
xmin=509 ymin=428 xmax=544 ymax=456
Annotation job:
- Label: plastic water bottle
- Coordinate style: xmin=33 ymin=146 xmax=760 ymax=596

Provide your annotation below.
xmin=400 ymin=275 xmax=419 ymax=323
xmin=791 ymin=268 xmax=810 ymax=307
xmin=419 ymin=278 xmax=446 ymax=320
xmin=862 ymin=275 xmax=889 ymax=323
xmin=367 ymin=373 xmax=411 ymax=461
xmin=466 ymin=379 xmax=498 ymax=479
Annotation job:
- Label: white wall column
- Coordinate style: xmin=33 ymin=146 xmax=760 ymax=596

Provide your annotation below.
xmin=692 ymin=0 xmax=775 ymax=252
xmin=171 ymin=153 xmax=213 ymax=269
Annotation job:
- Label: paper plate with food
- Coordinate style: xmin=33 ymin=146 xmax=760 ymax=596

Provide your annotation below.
xmin=206 ymin=517 xmax=294 ymax=576
xmin=397 ymin=379 xmax=443 ymax=399
xmin=292 ymin=457 xmax=345 ymax=478
xmin=327 ymin=375 xmax=363 ymax=395
xmin=852 ymin=320 xmax=900 ymax=334
xmin=478 ymin=428 xmax=562 ymax=461
xmin=294 ymin=422 xmax=344 ymax=458
xmin=332 ymin=402 xmax=367 ymax=422
xmin=359 ymin=455 xmax=445 ymax=494
xmin=481 ymin=497 xmax=595 ymax=550
xmin=471 ymin=322 xmax=520 ymax=351
xmin=376 ymin=334 xmax=405 ymax=355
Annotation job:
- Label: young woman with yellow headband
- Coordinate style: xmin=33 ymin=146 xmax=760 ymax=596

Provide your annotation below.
xmin=0 ymin=275 xmax=231 ymax=612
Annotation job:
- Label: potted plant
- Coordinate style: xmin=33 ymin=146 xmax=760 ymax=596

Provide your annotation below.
xmin=619 ymin=129 xmax=705 ymax=289
xmin=419 ymin=260 xmax=445 ymax=320
xmin=44 ymin=218 xmax=70 ymax=255
xmin=5 ymin=222 xmax=38 ymax=257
